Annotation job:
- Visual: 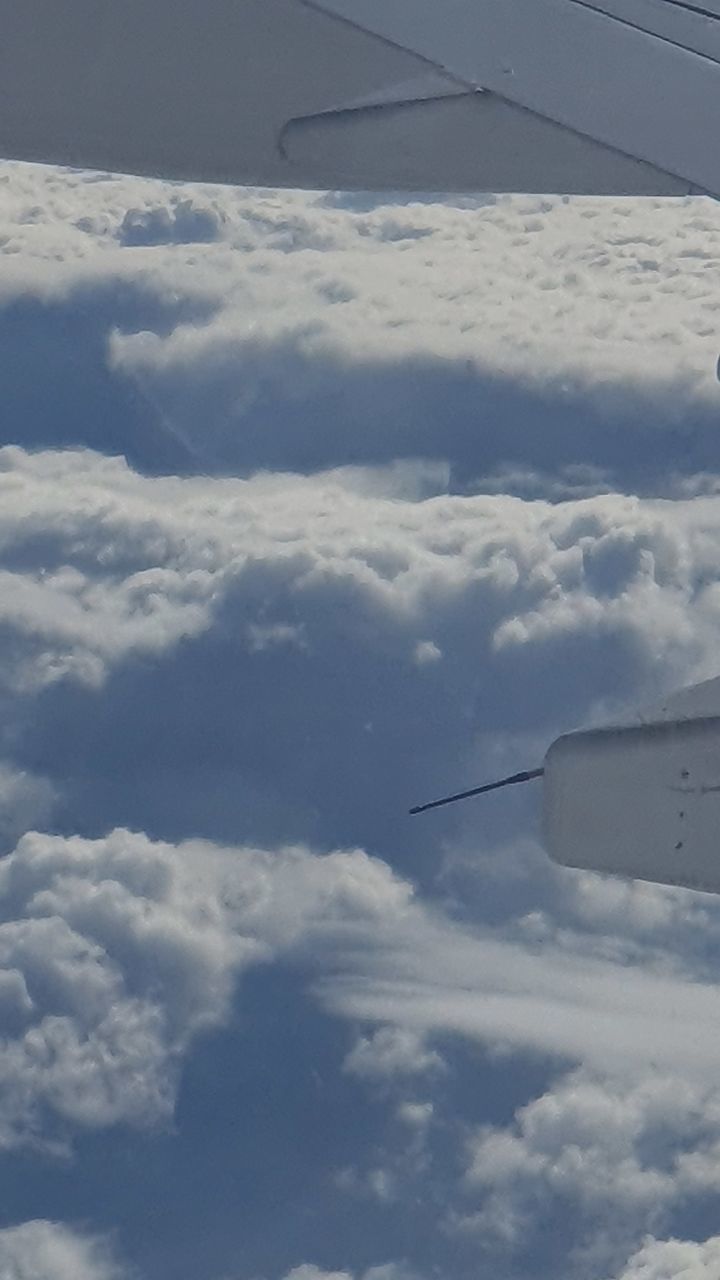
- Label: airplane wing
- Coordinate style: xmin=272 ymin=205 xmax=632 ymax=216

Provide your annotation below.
xmin=544 ymin=711 xmax=720 ymax=895
xmin=1 ymin=0 xmax=720 ymax=195
xmin=412 ymin=671 xmax=720 ymax=895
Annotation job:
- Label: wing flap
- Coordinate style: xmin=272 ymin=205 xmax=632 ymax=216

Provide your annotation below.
xmin=307 ymin=0 xmax=720 ymax=195
xmin=284 ymin=92 xmax=694 ymax=194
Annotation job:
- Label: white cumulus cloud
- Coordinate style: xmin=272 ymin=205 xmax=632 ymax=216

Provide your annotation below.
xmin=460 ymin=1070 xmax=720 ymax=1255
xmin=4 ymin=163 xmax=720 ymax=407
xmin=281 ymin=1264 xmax=418 ymax=1280
xmin=4 ymin=446 xmax=720 ymax=701
xmin=4 ymin=164 xmax=720 ymax=488
xmin=610 ymin=1235 xmax=720 ymax=1280
xmin=0 ymin=826 xmax=410 ymax=1151
xmin=0 ymin=1221 xmax=123 ymax=1280
xmin=343 ymin=1027 xmax=444 ymax=1081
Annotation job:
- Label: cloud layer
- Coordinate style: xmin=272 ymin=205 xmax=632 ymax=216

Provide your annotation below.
xmin=0 ymin=825 xmax=409 ymax=1150
xmin=5 ymin=162 xmax=720 ymax=1280
xmin=4 ymin=164 xmax=720 ymax=489
xmin=4 ymin=444 xmax=720 ymax=699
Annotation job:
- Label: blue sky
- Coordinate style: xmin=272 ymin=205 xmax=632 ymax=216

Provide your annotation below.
xmin=3 ymin=163 xmax=720 ymax=1280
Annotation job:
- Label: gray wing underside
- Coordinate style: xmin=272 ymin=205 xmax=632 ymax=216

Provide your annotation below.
xmin=0 ymin=0 xmax=719 ymax=195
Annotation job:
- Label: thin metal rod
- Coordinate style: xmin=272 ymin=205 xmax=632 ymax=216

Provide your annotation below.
xmin=409 ymin=768 xmax=544 ymax=816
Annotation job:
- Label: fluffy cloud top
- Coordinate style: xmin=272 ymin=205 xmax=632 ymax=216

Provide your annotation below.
xmin=3 ymin=445 xmax=720 ymax=702
xmin=0 ymin=826 xmax=410 ymax=1150
xmin=4 ymin=164 xmax=720 ymax=408
xmin=343 ymin=1027 xmax=444 ymax=1081
xmin=0 ymin=1221 xmax=122 ymax=1280
xmin=611 ymin=1236 xmax=720 ymax=1280
xmin=4 ymin=164 xmax=720 ymax=491
xmin=461 ymin=1070 xmax=720 ymax=1263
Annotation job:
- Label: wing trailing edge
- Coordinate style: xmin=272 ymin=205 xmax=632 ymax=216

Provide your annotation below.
xmin=0 ymin=0 xmax=717 ymax=194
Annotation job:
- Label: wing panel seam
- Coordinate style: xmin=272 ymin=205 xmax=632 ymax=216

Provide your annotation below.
xmin=570 ymin=0 xmax=720 ymax=64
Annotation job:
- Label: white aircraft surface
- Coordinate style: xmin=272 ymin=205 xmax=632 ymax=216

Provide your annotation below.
xmin=413 ymin=682 xmax=720 ymax=897
xmin=3 ymin=0 xmax=720 ymax=892
xmin=2 ymin=0 xmax=720 ymax=195
xmin=544 ymin=702 xmax=720 ymax=895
